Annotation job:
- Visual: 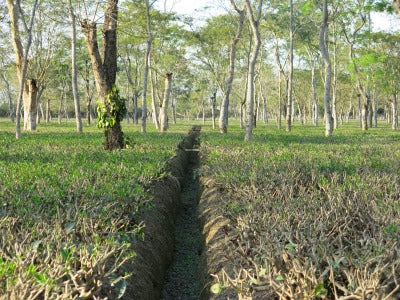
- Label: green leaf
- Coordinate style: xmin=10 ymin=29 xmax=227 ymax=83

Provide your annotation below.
xmin=314 ymin=283 xmax=328 ymax=296
xmin=276 ymin=275 xmax=284 ymax=281
xmin=210 ymin=283 xmax=223 ymax=294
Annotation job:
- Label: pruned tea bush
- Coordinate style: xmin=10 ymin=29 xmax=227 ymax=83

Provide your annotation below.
xmin=201 ymin=125 xmax=400 ymax=299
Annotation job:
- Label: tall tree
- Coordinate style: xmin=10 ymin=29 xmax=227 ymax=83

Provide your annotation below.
xmin=6 ymin=0 xmax=40 ymax=138
xmin=244 ymin=0 xmax=263 ymax=141
xmin=68 ymin=0 xmax=82 ymax=133
xmin=319 ymin=0 xmax=333 ymax=136
xmin=81 ymin=0 xmax=125 ymax=150
xmin=286 ymin=0 xmax=294 ymax=132
xmin=219 ymin=0 xmax=245 ymax=134
xmin=141 ymin=0 xmax=154 ymax=133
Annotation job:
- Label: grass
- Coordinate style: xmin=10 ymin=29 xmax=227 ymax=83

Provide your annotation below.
xmin=0 ymin=119 xmax=185 ymax=299
xmin=199 ymin=120 xmax=400 ymax=298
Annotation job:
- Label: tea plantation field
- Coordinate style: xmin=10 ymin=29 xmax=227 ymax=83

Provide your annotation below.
xmin=1 ymin=118 xmax=399 ymax=299
xmin=0 ymin=119 xmax=185 ymax=299
xmin=200 ymin=122 xmax=400 ymax=298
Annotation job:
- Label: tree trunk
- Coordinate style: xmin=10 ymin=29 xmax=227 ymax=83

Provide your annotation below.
xmin=360 ymin=93 xmax=369 ymax=131
xmin=244 ymin=0 xmax=262 ymax=141
xmin=150 ymin=61 xmax=160 ymax=130
xmin=367 ymin=87 xmax=373 ymax=129
xmin=277 ymin=72 xmax=282 ymax=129
xmin=81 ymin=0 xmax=124 ymax=150
xmin=6 ymin=0 xmax=39 ymax=138
xmin=35 ymin=86 xmax=44 ymax=125
xmin=373 ymin=90 xmax=378 ymax=128
xmin=46 ymin=98 xmax=50 ymax=123
xmin=319 ymin=0 xmax=333 ymax=137
xmin=311 ymin=66 xmax=318 ymax=126
xmin=393 ymin=93 xmax=398 ymax=130
xmin=87 ymin=97 xmax=92 ymax=125
xmin=1 ymin=74 xmax=15 ymax=122
xmin=286 ymin=0 xmax=294 ymax=132
xmin=219 ymin=2 xmax=245 ymax=134
xmin=58 ymin=86 xmax=64 ymax=124
xmin=259 ymin=77 xmax=267 ymax=124
xmin=23 ymin=79 xmax=38 ymax=131
xmin=160 ymin=72 xmax=172 ymax=132
xmin=332 ymin=24 xmax=338 ymax=129
xmin=69 ymin=0 xmax=82 ymax=133
xmin=172 ymin=97 xmax=177 ymax=125
xmin=211 ymin=92 xmax=216 ymax=130
xmin=202 ymin=100 xmax=206 ymax=126
xmin=141 ymin=0 xmax=153 ymax=133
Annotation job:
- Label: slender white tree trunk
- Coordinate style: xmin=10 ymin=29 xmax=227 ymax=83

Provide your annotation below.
xmin=142 ymin=0 xmax=153 ymax=133
xmin=286 ymin=0 xmax=294 ymax=132
xmin=319 ymin=0 xmax=333 ymax=137
xmin=69 ymin=0 xmax=82 ymax=133
xmin=373 ymin=89 xmax=378 ymax=128
xmin=160 ymin=72 xmax=172 ymax=132
xmin=1 ymin=74 xmax=15 ymax=122
xmin=244 ymin=0 xmax=262 ymax=141
xmin=219 ymin=1 xmax=244 ymax=134
xmin=332 ymin=24 xmax=338 ymax=129
xmin=150 ymin=57 xmax=160 ymax=130
xmin=211 ymin=92 xmax=216 ymax=130
xmin=393 ymin=92 xmax=398 ymax=130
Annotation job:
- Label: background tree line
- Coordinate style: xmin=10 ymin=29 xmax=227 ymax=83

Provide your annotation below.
xmin=0 ymin=0 xmax=399 ymax=147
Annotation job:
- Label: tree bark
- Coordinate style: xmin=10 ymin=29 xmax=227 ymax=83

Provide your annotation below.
xmin=373 ymin=90 xmax=378 ymax=128
xmin=160 ymin=72 xmax=172 ymax=132
xmin=6 ymin=0 xmax=39 ymax=138
xmin=141 ymin=0 xmax=153 ymax=133
xmin=150 ymin=59 xmax=160 ymax=130
xmin=259 ymin=76 xmax=268 ymax=124
xmin=393 ymin=92 xmax=398 ymax=130
xmin=35 ymin=86 xmax=44 ymax=125
xmin=319 ymin=0 xmax=333 ymax=137
xmin=211 ymin=92 xmax=217 ymax=129
xmin=311 ymin=66 xmax=318 ymax=126
xmin=244 ymin=0 xmax=263 ymax=141
xmin=24 ymin=79 xmax=38 ymax=131
xmin=46 ymin=98 xmax=50 ymax=123
xmin=286 ymin=0 xmax=294 ymax=132
xmin=81 ymin=0 xmax=124 ymax=150
xmin=332 ymin=24 xmax=338 ymax=129
xmin=68 ymin=0 xmax=82 ymax=133
xmin=1 ymin=74 xmax=15 ymax=122
xmin=219 ymin=1 xmax=245 ymax=134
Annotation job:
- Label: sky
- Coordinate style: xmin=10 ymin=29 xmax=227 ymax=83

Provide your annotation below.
xmin=155 ymin=0 xmax=400 ymax=32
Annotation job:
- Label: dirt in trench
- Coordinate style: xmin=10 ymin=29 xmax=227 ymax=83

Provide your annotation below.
xmin=162 ymin=150 xmax=202 ymax=300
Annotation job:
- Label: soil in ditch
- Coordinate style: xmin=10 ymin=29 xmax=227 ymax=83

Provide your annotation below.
xmin=162 ymin=150 xmax=202 ymax=300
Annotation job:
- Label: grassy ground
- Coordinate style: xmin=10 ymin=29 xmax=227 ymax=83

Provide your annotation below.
xmin=199 ymin=120 xmax=400 ymax=298
xmin=0 ymin=119 xmax=185 ymax=299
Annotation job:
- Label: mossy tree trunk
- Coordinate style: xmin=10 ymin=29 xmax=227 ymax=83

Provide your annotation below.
xmin=81 ymin=0 xmax=124 ymax=150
